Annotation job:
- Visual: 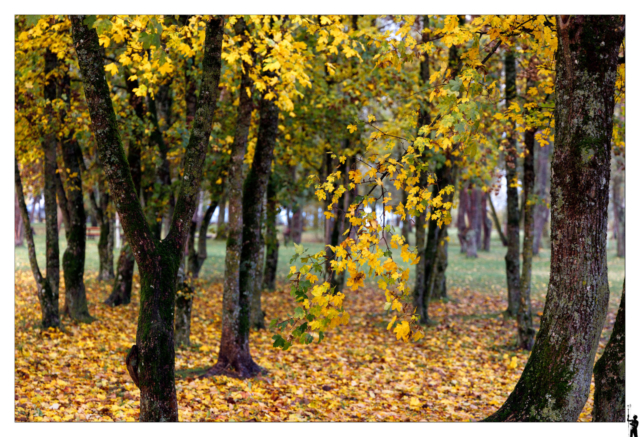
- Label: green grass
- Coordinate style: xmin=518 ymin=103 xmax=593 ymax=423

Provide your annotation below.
xmin=16 ymin=222 xmax=625 ymax=301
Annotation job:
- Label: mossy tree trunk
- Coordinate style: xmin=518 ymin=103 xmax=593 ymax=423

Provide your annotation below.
xmin=262 ymin=168 xmax=280 ymax=292
xmin=206 ymin=18 xmax=261 ymax=378
xmin=72 ymin=15 xmax=224 ymax=421
xmin=593 ymin=281 xmax=625 ymax=422
xmin=517 ymin=127 xmax=536 ymax=350
xmin=15 ymin=158 xmax=60 ymax=329
xmin=504 ymin=48 xmax=521 ymax=318
xmin=485 ymin=15 xmax=624 ymax=422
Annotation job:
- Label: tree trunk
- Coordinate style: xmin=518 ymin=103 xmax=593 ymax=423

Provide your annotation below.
xmin=106 ymin=243 xmax=135 ymax=306
xmin=611 ymin=167 xmax=624 ymax=258
xmin=485 ymin=15 xmax=623 ymax=422
xmin=207 ymin=18 xmax=261 ymax=378
xmin=188 ymin=201 xmax=218 ymax=278
xmin=465 ymin=186 xmax=479 ymax=258
xmin=60 ymin=116 xmax=93 ymax=322
xmin=215 ymin=194 xmax=227 ymax=240
xmin=457 ymin=186 xmax=469 ymax=253
xmin=593 ymin=281 xmax=625 ymax=422
xmin=489 ymin=194 xmax=508 ymax=246
xmin=72 ymin=15 xmax=224 ymax=421
xmin=16 ymin=158 xmax=60 ymax=328
xmin=96 ymin=191 xmax=115 ymax=281
xmin=15 ymin=191 xmax=24 ymax=247
xmin=517 ymin=127 xmax=536 ymax=350
xmin=250 ymin=224 xmax=266 ymax=330
xmin=533 ymin=141 xmax=551 ymax=255
xmin=481 ymin=192 xmax=491 ymax=251
xmin=504 ymin=48 xmax=521 ymax=318
xmin=262 ymin=169 xmax=280 ymax=292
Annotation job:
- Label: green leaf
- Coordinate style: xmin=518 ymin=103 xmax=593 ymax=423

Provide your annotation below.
xmin=26 ymin=15 xmax=42 ymax=27
xmin=82 ymin=15 xmax=97 ymax=28
xmin=294 ymin=243 xmax=304 ymax=255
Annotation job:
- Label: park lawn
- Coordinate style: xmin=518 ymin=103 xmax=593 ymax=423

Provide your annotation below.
xmin=14 ymin=223 xmax=623 ymax=421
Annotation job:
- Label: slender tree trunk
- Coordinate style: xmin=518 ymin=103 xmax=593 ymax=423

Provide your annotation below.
xmin=457 ymin=186 xmax=469 ymax=253
xmin=207 ymin=18 xmax=260 ymax=378
xmin=504 ymin=49 xmax=521 ymax=318
xmin=60 ymin=137 xmax=93 ymax=322
xmin=106 ymin=242 xmax=135 ymax=306
xmin=215 ymin=194 xmax=227 ymax=240
xmin=262 ymin=169 xmax=280 ymax=292
xmin=16 ymin=158 xmax=60 ymax=328
xmin=465 ymin=186 xmax=479 ymax=258
xmin=250 ymin=219 xmax=266 ymax=330
xmin=72 ymin=15 xmax=224 ymax=421
xmin=188 ymin=201 xmax=218 ymax=278
xmin=593 ymin=281 xmax=625 ymax=422
xmin=517 ymin=127 xmax=536 ymax=350
xmin=15 ymin=191 xmax=24 ymax=247
xmin=95 ymin=190 xmax=115 ymax=281
xmin=533 ymin=141 xmax=551 ymax=254
xmin=481 ymin=192 xmax=492 ymax=251
xmin=489 ymin=194 xmax=508 ymax=246
xmin=611 ymin=168 xmax=624 ymax=258
xmin=485 ymin=15 xmax=623 ymax=422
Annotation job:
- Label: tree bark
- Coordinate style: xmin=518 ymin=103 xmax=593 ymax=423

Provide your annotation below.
xmin=89 ymin=186 xmax=115 ymax=281
xmin=517 ymin=127 xmax=536 ymax=350
xmin=485 ymin=15 xmax=623 ymax=422
xmin=207 ymin=18 xmax=262 ymax=378
xmin=533 ymin=141 xmax=551 ymax=255
xmin=593 ymin=281 xmax=625 ymax=422
xmin=16 ymin=158 xmax=60 ymax=328
xmin=262 ymin=168 xmax=280 ymax=292
xmin=504 ymin=48 xmax=521 ymax=318
xmin=72 ymin=15 xmax=224 ymax=421
xmin=106 ymin=242 xmax=135 ymax=306
xmin=215 ymin=194 xmax=227 ymax=240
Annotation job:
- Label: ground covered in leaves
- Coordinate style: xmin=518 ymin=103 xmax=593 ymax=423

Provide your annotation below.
xmin=15 ymin=269 xmax=618 ymax=422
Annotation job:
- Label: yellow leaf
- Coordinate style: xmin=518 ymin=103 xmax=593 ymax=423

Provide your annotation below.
xmin=347 ymin=124 xmax=357 ymax=133
xmin=104 ymin=63 xmax=118 ymax=76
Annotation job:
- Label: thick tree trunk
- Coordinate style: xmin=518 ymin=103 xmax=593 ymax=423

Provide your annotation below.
xmin=593 ymin=281 xmax=625 ymax=422
xmin=15 ymin=191 xmax=24 ymax=247
xmin=16 ymin=158 xmax=60 ymax=328
xmin=504 ymin=49 xmax=521 ymax=318
xmin=262 ymin=169 xmax=279 ymax=292
xmin=250 ymin=225 xmax=266 ymax=330
xmin=208 ymin=18 xmax=260 ymax=378
xmin=517 ymin=127 xmax=536 ymax=350
xmin=72 ymin=15 xmax=224 ymax=421
xmin=485 ymin=15 xmax=623 ymax=422
xmin=533 ymin=141 xmax=551 ymax=255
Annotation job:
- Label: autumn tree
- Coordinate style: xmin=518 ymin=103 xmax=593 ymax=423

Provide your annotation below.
xmin=486 ymin=15 xmax=624 ymax=421
xmin=71 ymin=14 xmax=224 ymax=421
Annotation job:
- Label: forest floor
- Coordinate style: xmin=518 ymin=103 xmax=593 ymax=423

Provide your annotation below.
xmin=15 ymin=224 xmax=624 ymax=422
xmin=14 ymin=268 xmax=620 ymax=422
